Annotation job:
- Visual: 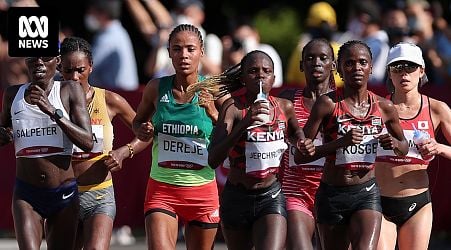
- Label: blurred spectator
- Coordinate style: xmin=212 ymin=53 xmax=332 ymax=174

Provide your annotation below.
xmin=174 ymin=0 xmax=222 ymax=76
xmin=352 ymin=0 xmax=390 ymax=85
xmin=405 ymin=0 xmax=434 ymax=43
xmin=285 ymin=1 xmax=343 ymax=88
xmin=405 ymin=0 xmax=446 ymax=85
xmin=0 ymin=35 xmax=29 ymax=89
xmin=124 ymin=0 xmax=172 ymax=46
xmin=382 ymin=3 xmax=415 ymax=47
xmin=124 ymin=0 xmax=173 ymax=80
xmin=431 ymin=0 xmax=451 ymax=84
xmin=147 ymin=0 xmax=222 ymax=79
xmin=0 ymin=0 xmax=39 ymax=89
xmin=85 ymin=0 xmax=139 ymax=91
xmin=222 ymin=18 xmax=284 ymax=87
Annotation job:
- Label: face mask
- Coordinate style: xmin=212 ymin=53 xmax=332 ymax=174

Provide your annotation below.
xmin=84 ymin=15 xmax=101 ymax=32
xmin=242 ymin=37 xmax=258 ymax=52
xmin=407 ymin=16 xmax=422 ymax=33
xmin=386 ymin=27 xmax=409 ymax=38
xmin=347 ymin=18 xmax=364 ymax=38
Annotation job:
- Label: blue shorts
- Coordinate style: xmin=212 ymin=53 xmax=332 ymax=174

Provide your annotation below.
xmin=14 ymin=178 xmax=78 ymax=218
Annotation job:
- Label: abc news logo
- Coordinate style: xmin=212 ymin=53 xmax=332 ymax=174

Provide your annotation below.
xmin=19 ymin=16 xmax=49 ymax=48
xmin=8 ymin=7 xmax=59 ymax=57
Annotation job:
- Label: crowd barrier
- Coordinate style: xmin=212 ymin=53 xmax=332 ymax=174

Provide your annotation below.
xmin=1 ymin=83 xmax=451 ymax=232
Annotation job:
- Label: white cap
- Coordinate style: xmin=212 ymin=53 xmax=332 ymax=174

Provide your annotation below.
xmin=386 ymin=42 xmax=425 ymax=67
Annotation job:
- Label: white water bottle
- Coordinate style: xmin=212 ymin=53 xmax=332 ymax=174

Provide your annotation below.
xmin=254 ymin=80 xmax=270 ymax=124
xmin=412 ymin=129 xmax=434 ymax=161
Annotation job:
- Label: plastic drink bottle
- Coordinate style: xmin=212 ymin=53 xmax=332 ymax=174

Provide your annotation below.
xmin=247 ymin=80 xmax=269 ymax=129
xmin=413 ymin=129 xmax=434 ymax=161
xmin=254 ymin=80 xmax=269 ymax=124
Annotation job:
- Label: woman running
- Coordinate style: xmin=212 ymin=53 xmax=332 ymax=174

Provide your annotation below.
xmin=59 ymin=36 xmax=150 ymax=250
xmin=279 ymin=38 xmax=336 ymax=250
xmin=132 ymin=24 xmax=229 ymax=250
xmin=207 ymin=50 xmax=315 ymax=250
xmin=376 ymin=42 xmax=451 ymax=250
xmin=302 ymin=40 xmax=408 ymax=250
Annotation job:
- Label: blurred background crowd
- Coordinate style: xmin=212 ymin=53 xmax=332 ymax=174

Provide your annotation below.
xmin=1 ymin=0 xmax=451 ymax=91
xmin=1 ymin=0 xmax=451 ymax=247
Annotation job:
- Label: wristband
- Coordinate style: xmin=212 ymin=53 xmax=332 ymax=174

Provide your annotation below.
xmin=126 ymin=143 xmax=134 ymax=159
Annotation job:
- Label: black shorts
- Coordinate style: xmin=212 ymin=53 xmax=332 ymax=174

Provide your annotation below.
xmin=220 ymin=180 xmax=286 ymax=230
xmin=381 ymin=190 xmax=431 ymax=226
xmin=315 ymin=178 xmax=381 ymax=225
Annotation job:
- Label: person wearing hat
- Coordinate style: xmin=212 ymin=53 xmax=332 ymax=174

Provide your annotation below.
xmin=286 ymin=1 xmax=344 ymax=88
xmin=375 ymin=42 xmax=451 ymax=250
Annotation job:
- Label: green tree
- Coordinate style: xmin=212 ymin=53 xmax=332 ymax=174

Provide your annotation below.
xmin=254 ymin=7 xmax=302 ymax=70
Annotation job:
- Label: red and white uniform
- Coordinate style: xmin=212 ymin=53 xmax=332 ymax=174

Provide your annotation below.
xmin=228 ymin=95 xmax=288 ymax=179
xmin=280 ymin=89 xmax=324 ymax=216
xmin=323 ymin=91 xmax=384 ymax=170
xmin=377 ymin=95 xmax=435 ymax=165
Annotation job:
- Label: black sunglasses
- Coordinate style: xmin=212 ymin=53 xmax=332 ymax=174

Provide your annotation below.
xmin=389 ymin=62 xmax=420 ymax=74
xmin=25 ymin=57 xmax=55 ymax=63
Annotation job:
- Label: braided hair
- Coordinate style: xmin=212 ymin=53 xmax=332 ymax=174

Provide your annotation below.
xmin=337 ymin=40 xmax=372 ymax=80
xmin=302 ymin=38 xmax=336 ymax=90
xmin=168 ymin=24 xmax=204 ymax=48
xmin=186 ymin=50 xmax=273 ymax=103
xmin=60 ymin=37 xmax=93 ymax=65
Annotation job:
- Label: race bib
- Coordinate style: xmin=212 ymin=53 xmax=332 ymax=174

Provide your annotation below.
xmin=157 ymin=133 xmax=208 ymax=169
xmin=245 ymin=140 xmax=287 ymax=174
xmin=14 ymin=118 xmax=64 ymax=156
xmin=378 ymin=129 xmax=434 ymax=163
xmin=336 ymin=135 xmax=378 ymax=168
xmin=73 ymin=125 xmax=104 ymax=158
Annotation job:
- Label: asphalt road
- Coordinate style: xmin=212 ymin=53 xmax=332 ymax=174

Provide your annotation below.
xmin=1 ymin=234 xmax=451 ymax=249
xmin=0 ymin=238 xmax=228 ymax=250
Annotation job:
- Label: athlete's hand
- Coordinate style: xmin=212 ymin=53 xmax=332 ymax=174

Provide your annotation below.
xmin=104 ymin=147 xmax=128 ymax=172
xmin=28 ymin=84 xmax=53 ymax=116
xmin=297 ymin=138 xmax=315 ymax=156
xmin=377 ymin=133 xmax=396 ymax=150
xmin=245 ymin=101 xmax=270 ymax=126
xmin=198 ymin=90 xmax=215 ymax=108
xmin=135 ymin=122 xmax=154 ymax=142
xmin=0 ymin=127 xmax=13 ymax=146
xmin=198 ymin=90 xmax=218 ymax=121
xmin=342 ymin=128 xmax=363 ymax=146
xmin=417 ymin=138 xmax=439 ymax=158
